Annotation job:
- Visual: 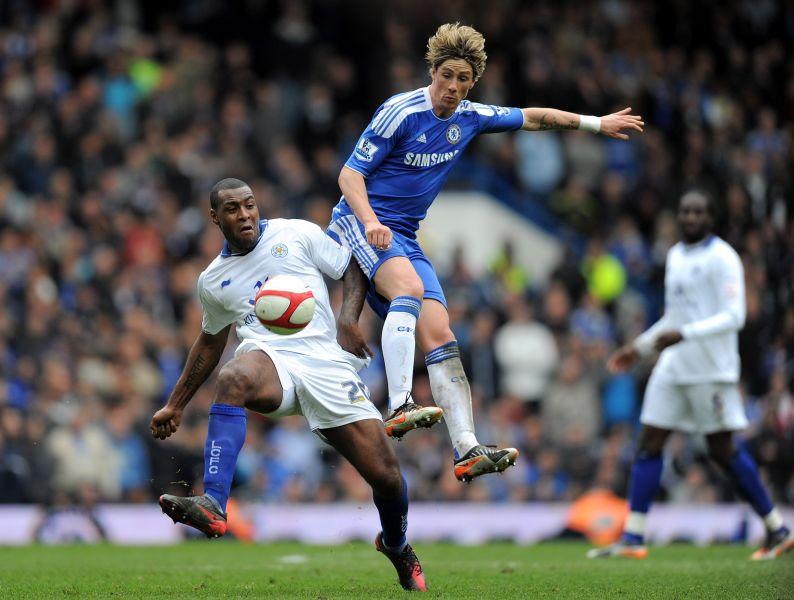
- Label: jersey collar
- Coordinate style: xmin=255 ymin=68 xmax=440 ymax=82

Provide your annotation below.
xmin=220 ymin=219 xmax=268 ymax=258
xmin=426 ymin=86 xmax=458 ymax=122
xmin=681 ymin=234 xmax=716 ymax=251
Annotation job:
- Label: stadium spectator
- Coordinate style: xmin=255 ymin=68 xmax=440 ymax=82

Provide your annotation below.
xmin=494 ymin=295 xmax=559 ymax=409
xmin=543 ymin=353 xmax=601 ymax=446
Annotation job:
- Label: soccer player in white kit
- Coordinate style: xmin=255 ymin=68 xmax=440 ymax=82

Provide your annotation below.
xmin=150 ymin=179 xmax=427 ymax=591
xmin=588 ymin=191 xmax=792 ymax=561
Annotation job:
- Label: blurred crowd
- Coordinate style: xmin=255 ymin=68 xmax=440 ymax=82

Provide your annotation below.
xmin=0 ymin=0 xmax=792 ymax=509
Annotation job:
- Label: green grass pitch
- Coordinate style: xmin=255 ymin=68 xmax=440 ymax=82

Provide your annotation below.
xmin=0 ymin=541 xmax=791 ymax=599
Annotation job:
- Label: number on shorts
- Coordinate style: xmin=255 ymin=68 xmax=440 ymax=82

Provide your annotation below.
xmin=341 ymin=380 xmax=370 ymax=404
xmin=711 ymin=392 xmax=724 ymax=417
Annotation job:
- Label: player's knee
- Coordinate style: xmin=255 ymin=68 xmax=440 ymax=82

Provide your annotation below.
xmin=637 ymin=427 xmax=668 ymax=458
xmin=423 ymin=326 xmax=455 ymax=351
xmin=707 ymin=444 xmax=733 ymax=468
xmin=373 ymin=468 xmax=402 ymax=499
xmin=636 ymin=438 xmax=664 ymax=459
xmin=369 ymin=458 xmax=402 ymax=498
xmin=393 ymin=274 xmax=423 ymax=301
xmin=216 ymin=362 xmax=255 ymax=406
xmin=706 ymin=433 xmax=735 ymax=468
xmin=708 ymin=449 xmax=731 ymax=469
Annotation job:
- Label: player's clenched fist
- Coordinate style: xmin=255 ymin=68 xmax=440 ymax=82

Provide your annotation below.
xmin=150 ymin=405 xmax=183 ymax=440
xmin=337 ymin=320 xmax=374 ymax=359
xmin=364 ymin=220 xmax=392 ymax=250
xmin=599 ymin=107 xmax=644 ymax=140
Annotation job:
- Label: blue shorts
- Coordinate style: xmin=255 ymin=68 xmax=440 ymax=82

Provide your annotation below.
xmin=327 ymin=214 xmax=447 ymax=319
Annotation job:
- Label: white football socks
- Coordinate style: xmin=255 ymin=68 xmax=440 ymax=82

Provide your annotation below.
xmin=426 ymin=342 xmax=478 ymax=457
xmin=383 ymin=296 xmax=422 ymax=413
xmin=763 ymin=508 xmax=784 ymax=533
xmin=624 ymin=511 xmax=647 ymax=539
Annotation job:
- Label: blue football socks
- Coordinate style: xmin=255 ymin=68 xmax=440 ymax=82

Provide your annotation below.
xmin=622 ymin=452 xmax=663 ymax=544
xmin=728 ymin=447 xmax=774 ymax=521
xmin=203 ymin=403 xmax=247 ymax=512
xmin=628 ymin=453 xmax=664 ymax=513
xmin=374 ymin=475 xmax=409 ymax=551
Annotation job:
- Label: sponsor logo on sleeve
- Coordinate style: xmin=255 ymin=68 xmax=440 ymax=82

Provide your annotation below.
xmin=354 ymin=137 xmax=379 ymax=162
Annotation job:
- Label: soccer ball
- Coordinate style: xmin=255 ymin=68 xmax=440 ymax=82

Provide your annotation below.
xmin=254 ymin=274 xmax=316 ymax=335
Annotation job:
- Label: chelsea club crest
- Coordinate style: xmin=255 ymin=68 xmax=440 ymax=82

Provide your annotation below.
xmin=445 ymin=124 xmax=461 ymax=144
xmin=271 ymin=243 xmax=288 ymax=258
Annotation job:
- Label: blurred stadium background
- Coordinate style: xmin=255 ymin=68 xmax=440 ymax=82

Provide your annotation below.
xmin=0 ymin=0 xmax=791 ymax=547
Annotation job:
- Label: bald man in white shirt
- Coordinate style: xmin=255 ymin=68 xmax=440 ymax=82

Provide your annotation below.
xmin=588 ymin=191 xmax=792 ymax=561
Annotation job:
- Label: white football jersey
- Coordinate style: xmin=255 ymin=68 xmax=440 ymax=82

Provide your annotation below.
xmin=634 ymin=235 xmax=745 ymax=383
xmin=198 ymin=218 xmax=353 ymax=361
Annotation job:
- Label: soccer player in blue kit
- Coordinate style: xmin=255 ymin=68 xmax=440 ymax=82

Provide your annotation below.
xmin=329 ymin=23 xmax=644 ymax=481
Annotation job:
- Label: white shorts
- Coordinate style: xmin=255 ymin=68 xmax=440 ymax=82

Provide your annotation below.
xmin=235 ymin=339 xmax=382 ymax=432
xmin=640 ymin=370 xmax=749 ymax=434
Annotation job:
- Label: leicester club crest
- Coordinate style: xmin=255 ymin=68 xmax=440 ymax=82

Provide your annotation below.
xmin=271 ymin=243 xmax=288 ymax=258
xmin=446 ymin=124 xmax=461 ymax=144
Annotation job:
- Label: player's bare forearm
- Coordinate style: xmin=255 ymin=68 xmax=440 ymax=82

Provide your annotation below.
xmin=339 ymin=260 xmax=368 ymax=325
xmin=521 ymin=108 xmax=580 ymax=131
xmin=521 ymin=106 xmax=644 ymax=139
xmin=337 ymin=260 xmax=373 ymax=358
xmin=339 ymin=166 xmax=378 ymax=225
xmin=166 ymin=327 xmax=230 ymax=410
xmin=339 ymin=166 xmax=392 ymax=249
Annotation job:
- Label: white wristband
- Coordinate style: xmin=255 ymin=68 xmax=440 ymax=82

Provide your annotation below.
xmin=632 ymin=338 xmax=654 ymax=358
xmin=578 ymin=115 xmax=601 ymax=133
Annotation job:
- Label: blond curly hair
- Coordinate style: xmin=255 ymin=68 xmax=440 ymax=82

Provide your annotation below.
xmin=425 ymin=22 xmax=487 ymax=81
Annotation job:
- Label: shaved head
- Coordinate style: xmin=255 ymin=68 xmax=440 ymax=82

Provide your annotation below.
xmin=210 ymin=178 xmax=249 ymax=210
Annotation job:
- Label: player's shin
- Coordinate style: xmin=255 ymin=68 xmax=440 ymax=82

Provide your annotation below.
xmin=373 ymin=475 xmax=409 ymax=552
xmin=383 ymin=296 xmax=422 ymax=413
xmin=426 ymin=342 xmax=479 ymax=457
xmin=203 ymin=404 xmax=247 ymax=512
xmin=623 ymin=451 xmax=663 ymax=543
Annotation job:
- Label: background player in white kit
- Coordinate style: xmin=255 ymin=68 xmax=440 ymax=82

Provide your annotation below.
xmin=588 ymin=191 xmax=792 ymax=561
xmin=150 ymin=179 xmax=427 ymax=591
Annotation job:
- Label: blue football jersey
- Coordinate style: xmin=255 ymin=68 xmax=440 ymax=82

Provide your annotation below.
xmin=334 ymin=86 xmax=523 ymax=238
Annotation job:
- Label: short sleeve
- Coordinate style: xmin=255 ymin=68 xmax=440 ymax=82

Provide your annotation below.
xmin=344 ymin=103 xmax=409 ymax=177
xmin=473 ymin=103 xmax=524 ymax=134
xmin=198 ymin=273 xmax=234 ymax=335
xmin=296 ymin=221 xmax=352 ymax=280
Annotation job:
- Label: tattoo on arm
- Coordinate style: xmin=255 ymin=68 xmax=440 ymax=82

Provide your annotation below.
xmin=538 ymin=112 xmax=578 ymax=131
xmin=183 ymin=354 xmax=207 ymax=391
xmin=339 ymin=259 xmax=368 ymax=323
xmin=167 ymin=330 xmax=227 ymax=409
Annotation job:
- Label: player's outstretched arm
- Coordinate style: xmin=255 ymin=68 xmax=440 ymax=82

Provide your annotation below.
xmin=150 ymin=325 xmax=231 ymax=440
xmin=521 ymin=107 xmax=644 ymax=140
xmin=337 ymin=259 xmax=373 ymax=359
xmin=339 ymin=166 xmax=392 ymax=250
